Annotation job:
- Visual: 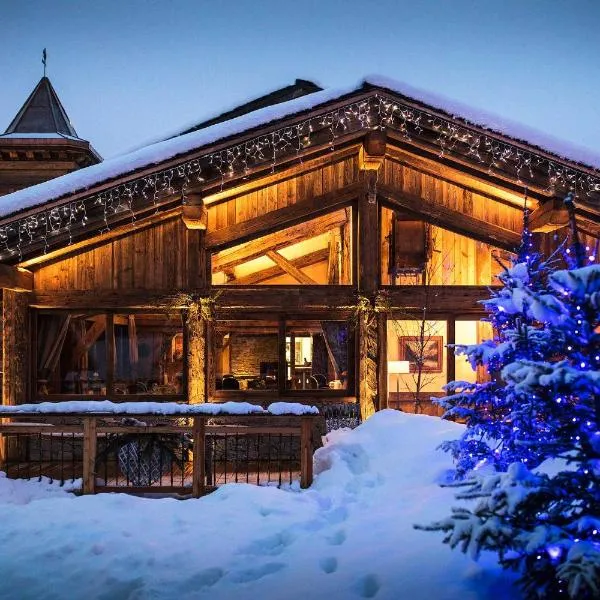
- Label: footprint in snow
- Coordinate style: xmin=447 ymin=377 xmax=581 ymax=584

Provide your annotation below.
xmin=325 ymin=506 xmax=348 ymax=525
xmin=239 ymin=530 xmax=295 ymax=556
xmin=185 ymin=567 xmax=225 ymax=589
xmin=229 ymin=562 xmax=285 ymax=583
xmin=326 ymin=529 xmax=346 ymax=546
xmin=319 ymin=556 xmax=338 ymax=574
xmin=354 ymin=574 xmax=380 ymax=598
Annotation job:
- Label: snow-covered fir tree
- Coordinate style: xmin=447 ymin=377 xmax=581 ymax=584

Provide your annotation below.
xmin=438 ymin=205 xmax=563 ymax=476
xmin=420 ymin=200 xmax=600 ymax=599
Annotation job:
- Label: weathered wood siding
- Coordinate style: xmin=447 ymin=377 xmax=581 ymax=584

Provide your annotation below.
xmin=2 ymin=289 xmax=29 ymax=405
xmin=33 ymin=217 xmax=190 ymax=292
xmin=381 ymin=159 xmax=523 ymax=232
xmin=207 ymin=155 xmax=359 ymax=231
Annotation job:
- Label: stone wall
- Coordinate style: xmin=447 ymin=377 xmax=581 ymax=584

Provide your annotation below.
xmin=230 ymin=334 xmax=278 ymax=376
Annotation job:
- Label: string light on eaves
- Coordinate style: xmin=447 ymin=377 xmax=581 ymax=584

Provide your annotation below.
xmin=1 ymin=93 xmax=600 ymax=261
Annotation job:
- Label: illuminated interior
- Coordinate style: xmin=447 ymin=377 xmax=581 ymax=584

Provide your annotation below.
xmin=212 ymin=208 xmax=352 ymax=285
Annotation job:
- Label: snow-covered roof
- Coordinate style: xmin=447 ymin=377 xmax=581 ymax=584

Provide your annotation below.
xmin=1 ymin=75 xmax=598 ymax=221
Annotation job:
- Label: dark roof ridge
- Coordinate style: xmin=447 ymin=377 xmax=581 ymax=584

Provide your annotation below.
xmin=4 ymin=76 xmax=80 ymax=138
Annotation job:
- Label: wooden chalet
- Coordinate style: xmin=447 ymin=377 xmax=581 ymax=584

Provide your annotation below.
xmin=1 ymin=75 xmax=599 ymax=422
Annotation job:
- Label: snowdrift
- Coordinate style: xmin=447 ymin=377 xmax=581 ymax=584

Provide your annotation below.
xmin=0 ymin=411 xmax=519 ymax=599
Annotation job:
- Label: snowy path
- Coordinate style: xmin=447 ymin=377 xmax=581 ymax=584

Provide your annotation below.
xmin=0 ymin=411 xmax=520 ymax=599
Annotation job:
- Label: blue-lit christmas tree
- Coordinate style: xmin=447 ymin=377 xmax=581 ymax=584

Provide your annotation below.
xmin=421 ymin=195 xmax=600 ymax=599
xmin=438 ymin=199 xmax=564 ymax=476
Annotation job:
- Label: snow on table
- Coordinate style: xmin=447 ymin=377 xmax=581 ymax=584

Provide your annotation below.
xmin=0 ymin=411 xmax=518 ymax=599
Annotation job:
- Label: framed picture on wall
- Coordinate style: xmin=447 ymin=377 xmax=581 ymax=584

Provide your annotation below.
xmin=399 ymin=336 xmax=443 ymax=372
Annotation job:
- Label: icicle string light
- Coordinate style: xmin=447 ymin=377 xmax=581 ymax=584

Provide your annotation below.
xmin=1 ymin=93 xmax=599 ymax=261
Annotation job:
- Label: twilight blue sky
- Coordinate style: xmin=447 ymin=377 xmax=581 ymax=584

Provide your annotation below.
xmin=1 ymin=0 xmax=599 ymax=159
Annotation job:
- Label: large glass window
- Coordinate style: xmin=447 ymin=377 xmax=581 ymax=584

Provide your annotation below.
xmin=213 ymin=318 xmax=352 ymax=395
xmin=114 ymin=314 xmax=184 ymax=395
xmin=37 ymin=313 xmax=107 ymax=396
xmin=286 ymin=321 xmax=349 ymax=391
xmin=386 ymin=318 xmax=447 ymax=412
xmin=380 ymin=206 xmax=515 ymax=286
xmin=211 ymin=208 xmax=352 ymax=286
xmin=214 ymin=320 xmax=279 ymax=391
xmin=36 ymin=312 xmax=183 ymax=398
xmin=455 ymin=320 xmax=493 ymax=384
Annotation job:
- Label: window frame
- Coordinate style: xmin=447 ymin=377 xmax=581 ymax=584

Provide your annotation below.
xmin=211 ymin=315 xmax=355 ymax=400
xmin=210 ymin=204 xmax=357 ymax=288
xmin=32 ymin=309 xmax=187 ymax=402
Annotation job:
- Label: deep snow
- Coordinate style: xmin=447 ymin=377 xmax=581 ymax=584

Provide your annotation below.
xmin=0 ymin=411 xmax=519 ymax=599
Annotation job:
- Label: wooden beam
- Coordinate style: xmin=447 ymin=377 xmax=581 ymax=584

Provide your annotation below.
xmin=529 ymin=198 xmax=569 ymax=233
xmin=206 ymin=181 xmax=362 ymax=250
xmin=265 ymin=251 xmax=317 ymax=284
xmin=358 ymin=131 xmax=386 ymax=172
xmin=378 ymin=183 xmax=520 ymax=252
xmin=203 ymin=145 xmax=359 ymax=205
xmin=233 ymin=248 xmax=328 ymax=285
xmin=326 ymin=230 xmax=341 ymax=284
xmin=186 ymin=228 xmax=209 ymax=290
xmin=386 ymin=285 xmax=497 ymax=313
xmin=0 ymin=264 xmax=33 ymax=291
xmin=182 ymin=204 xmax=208 ymax=230
xmin=385 ymin=144 xmax=528 ymax=207
xmin=182 ymin=192 xmax=208 ymax=230
xmin=30 ymin=285 xmax=493 ymax=314
xmin=212 ymin=210 xmax=348 ymax=272
xmin=358 ymin=172 xmax=379 ymax=294
xmin=72 ymin=318 xmax=106 ymax=364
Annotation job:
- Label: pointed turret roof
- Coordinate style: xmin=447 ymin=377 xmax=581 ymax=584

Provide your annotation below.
xmin=4 ymin=76 xmax=80 ymax=137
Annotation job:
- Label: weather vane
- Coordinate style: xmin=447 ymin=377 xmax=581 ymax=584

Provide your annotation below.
xmin=42 ymin=48 xmax=47 ymax=77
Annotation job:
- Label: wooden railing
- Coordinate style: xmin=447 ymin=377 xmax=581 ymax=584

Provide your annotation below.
xmin=0 ymin=413 xmax=318 ymax=496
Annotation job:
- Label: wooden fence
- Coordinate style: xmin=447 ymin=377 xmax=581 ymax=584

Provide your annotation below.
xmin=0 ymin=412 xmax=318 ymax=496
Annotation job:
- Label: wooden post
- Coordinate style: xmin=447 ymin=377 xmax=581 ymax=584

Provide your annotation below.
xmin=377 ymin=312 xmax=388 ymax=410
xmin=446 ymin=317 xmax=456 ymax=388
xmin=82 ymin=417 xmax=97 ymax=495
xmin=357 ymin=175 xmax=379 ymax=295
xmin=356 ymin=178 xmax=379 ymax=419
xmin=106 ymin=314 xmax=114 ymax=396
xmin=358 ymin=313 xmax=378 ymax=421
xmin=2 ymin=289 xmax=30 ymax=406
xmin=355 ymin=133 xmax=385 ymax=419
xmin=186 ymin=312 xmax=206 ymax=404
xmin=278 ymin=318 xmax=287 ymax=395
xmin=186 ymin=228 xmax=208 ymax=291
xmin=300 ymin=416 xmax=313 ymax=489
xmin=192 ymin=416 xmax=206 ymax=498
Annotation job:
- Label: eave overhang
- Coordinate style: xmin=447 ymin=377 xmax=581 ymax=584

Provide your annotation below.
xmin=0 ymin=84 xmax=598 ymax=264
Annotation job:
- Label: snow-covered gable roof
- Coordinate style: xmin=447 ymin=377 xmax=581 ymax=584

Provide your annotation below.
xmin=365 ymin=76 xmax=600 ymax=170
xmin=1 ymin=75 xmax=599 ymax=222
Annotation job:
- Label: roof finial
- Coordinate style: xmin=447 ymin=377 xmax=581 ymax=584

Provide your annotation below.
xmin=42 ymin=48 xmax=47 ymax=77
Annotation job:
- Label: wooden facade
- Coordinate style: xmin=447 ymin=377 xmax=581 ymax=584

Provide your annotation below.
xmin=1 ymin=79 xmax=598 ymax=421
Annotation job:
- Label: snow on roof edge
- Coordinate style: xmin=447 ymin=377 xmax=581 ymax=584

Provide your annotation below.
xmin=364 ymin=75 xmax=600 ymax=173
xmin=126 ymin=76 xmax=328 ymax=154
xmin=0 ymin=74 xmax=598 ymax=222
xmin=0 ymin=84 xmax=357 ymax=221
